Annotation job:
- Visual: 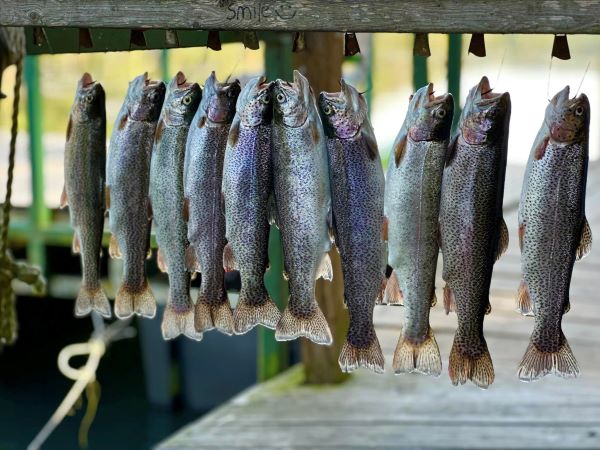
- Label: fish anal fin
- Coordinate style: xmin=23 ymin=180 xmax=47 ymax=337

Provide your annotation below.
xmin=375 ymin=276 xmax=387 ymax=305
xmin=495 ymin=217 xmax=509 ymax=261
xmin=443 ymin=284 xmax=456 ymax=315
xmin=185 ymin=245 xmax=200 ymax=272
xmin=60 ymin=186 xmax=68 ymax=209
xmin=383 ymin=270 xmax=403 ymax=305
xmin=109 ymin=234 xmax=122 ymax=259
xmin=516 ymin=280 xmax=533 ymax=316
xmin=157 ymin=248 xmax=168 ymax=273
xmin=223 ymin=242 xmax=238 ymax=272
xmin=518 ymin=222 xmax=525 ymax=252
xmin=393 ymin=327 xmax=441 ymax=376
xmin=183 ymin=197 xmax=190 ymax=223
xmin=316 ymin=252 xmax=333 ymax=281
xmin=576 ymin=217 xmax=592 ymax=261
xmin=534 ymin=135 xmax=549 ymax=160
xmin=382 ymin=216 xmax=389 ymax=241
xmin=430 ymin=291 xmax=437 ymax=307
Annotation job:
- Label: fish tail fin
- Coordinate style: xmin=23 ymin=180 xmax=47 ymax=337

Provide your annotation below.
xmin=393 ymin=327 xmax=442 ymax=376
xmin=194 ymin=298 xmax=234 ymax=336
xmin=517 ymin=334 xmax=579 ymax=382
xmin=383 ymin=270 xmax=403 ymax=305
xmin=114 ymin=281 xmax=156 ymax=319
xmin=233 ymin=292 xmax=281 ymax=335
xmin=275 ymin=304 xmax=332 ymax=345
xmin=339 ymin=335 xmax=385 ymax=374
xmin=448 ymin=335 xmax=495 ymax=389
xmin=75 ymin=285 xmax=111 ymax=319
xmin=516 ymin=280 xmax=534 ymax=316
xmin=161 ymin=302 xmax=203 ymax=341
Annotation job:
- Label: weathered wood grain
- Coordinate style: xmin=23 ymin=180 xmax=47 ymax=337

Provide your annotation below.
xmin=2 ymin=1 xmax=600 ymax=34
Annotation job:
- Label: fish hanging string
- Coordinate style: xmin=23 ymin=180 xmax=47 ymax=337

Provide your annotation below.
xmin=0 ymin=27 xmax=46 ymax=345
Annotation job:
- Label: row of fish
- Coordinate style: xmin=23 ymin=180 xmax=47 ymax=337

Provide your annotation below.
xmin=62 ymin=70 xmax=591 ymax=387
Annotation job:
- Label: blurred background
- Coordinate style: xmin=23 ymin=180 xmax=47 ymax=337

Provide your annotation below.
xmin=1 ymin=32 xmax=600 ymax=449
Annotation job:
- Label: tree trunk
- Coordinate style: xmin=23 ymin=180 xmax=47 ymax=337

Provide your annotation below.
xmin=293 ymin=32 xmax=350 ymax=385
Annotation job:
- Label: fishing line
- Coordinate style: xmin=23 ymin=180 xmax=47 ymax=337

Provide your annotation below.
xmin=575 ymin=61 xmax=591 ymax=97
xmin=546 ymin=56 xmax=553 ymax=102
xmin=226 ymin=45 xmax=246 ymax=83
xmin=493 ymin=47 xmax=507 ymax=90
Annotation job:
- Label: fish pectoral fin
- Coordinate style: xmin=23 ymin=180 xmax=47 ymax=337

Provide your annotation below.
xmin=72 ymin=232 xmax=81 ymax=254
xmin=393 ymin=133 xmax=407 ymax=167
xmin=534 ymin=134 xmax=550 ymax=160
xmin=360 ymin=122 xmax=379 ymax=161
xmin=576 ymin=217 xmax=592 ymax=261
xmin=185 ymin=245 xmax=200 ymax=272
xmin=446 ymin=134 xmax=458 ymax=166
xmin=516 ymin=280 xmax=533 ymax=316
xmin=375 ymin=276 xmax=387 ymax=305
xmin=316 ymin=253 xmax=333 ymax=281
xmin=228 ymin=118 xmax=240 ymax=147
xmin=157 ymin=248 xmax=168 ymax=273
xmin=60 ymin=186 xmax=68 ymax=209
xmin=146 ymin=197 xmax=153 ymax=221
xmin=485 ymin=301 xmax=492 ymax=315
xmin=383 ymin=270 xmax=403 ymax=305
xmin=109 ymin=234 xmax=122 ymax=259
xmin=105 ymin=186 xmax=110 ymax=210
xmin=443 ymin=284 xmax=455 ymax=314
xmin=183 ymin=197 xmax=190 ymax=222
xmin=518 ymin=222 xmax=525 ymax=252
xmin=223 ymin=242 xmax=238 ymax=272
xmin=495 ymin=217 xmax=509 ymax=261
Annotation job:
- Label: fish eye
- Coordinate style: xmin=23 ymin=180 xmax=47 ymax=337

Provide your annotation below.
xmin=276 ymin=93 xmax=285 ymax=103
xmin=322 ymin=104 xmax=333 ymax=115
xmin=227 ymin=89 xmax=236 ymax=98
xmin=260 ymin=93 xmax=271 ymax=104
xmin=182 ymin=95 xmax=192 ymax=106
xmin=435 ymin=108 xmax=446 ymax=118
xmin=149 ymin=91 xmax=159 ymax=101
xmin=575 ymin=106 xmax=584 ymax=116
xmin=85 ymin=93 xmax=94 ymax=103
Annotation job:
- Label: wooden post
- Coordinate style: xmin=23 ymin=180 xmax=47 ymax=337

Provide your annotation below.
xmin=293 ymin=32 xmax=349 ymax=385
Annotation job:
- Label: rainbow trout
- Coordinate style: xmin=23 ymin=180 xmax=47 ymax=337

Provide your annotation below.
xmin=517 ymin=86 xmax=591 ymax=381
xmin=439 ymin=77 xmax=511 ymax=388
xmin=150 ymin=72 xmax=202 ymax=340
xmin=319 ymin=80 xmax=386 ymax=373
xmin=61 ymin=73 xmax=110 ymax=318
xmin=184 ymin=72 xmax=240 ymax=335
xmin=384 ymin=83 xmax=453 ymax=376
xmin=222 ymin=76 xmax=281 ymax=334
xmin=107 ymin=73 xmax=165 ymax=319
xmin=271 ymin=70 xmax=333 ymax=345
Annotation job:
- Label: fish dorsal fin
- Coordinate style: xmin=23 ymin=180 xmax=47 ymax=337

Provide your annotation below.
xmin=534 ymin=134 xmax=550 ymax=160
xmin=446 ymin=134 xmax=458 ymax=167
xmin=495 ymin=217 xmax=509 ymax=261
xmin=576 ymin=217 xmax=592 ymax=261
xmin=361 ymin=120 xmax=379 ymax=161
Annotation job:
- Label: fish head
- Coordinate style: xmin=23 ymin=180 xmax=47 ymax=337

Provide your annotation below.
xmin=130 ymin=72 xmax=166 ymax=122
xmin=163 ymin=71 xmax=201 ymax=126
xmin=318 ymin=79 xmax=367 ymax=139
xmin=272 ymin=70 xmax=311 ymax=128
xmin=72 ymin=72 xmax=105 ymax=123
xmin=460 ymin=76 xmax=510 ymax=145
xmin=236 ymin=75 xmax=273 ymax=127
xmin=546 ymin=86 xmax=590 ymax=144
xmin=408 ymin=83 xmax=453 ymax=142
xmin=201 ymin=71 xmax=241 ymax=124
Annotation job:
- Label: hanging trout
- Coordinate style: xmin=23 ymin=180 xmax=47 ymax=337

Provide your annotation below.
xmin=384 ymin=83 xmax=453 ymax=376
xmin=318 ymin=80 xmax=386 ymax=373
xmin=439 ymin=77 xmax=511 ymax=388
xmin=61 ymin=73 xmax=110 ymax=318
xmin=222 ymin=76 xmax=281 ymax=334
xmin=184 ymin=72 xmax=240 ymax=335
xmin=517 ymin=86 xmax=591 ymax=381
xmin=150 ymin=72 xmax=202 ymax=340
xmin=271 ymin=70 xmax=333 ymax=345
xmin=107 ymin=73 xmax=165 ymax=319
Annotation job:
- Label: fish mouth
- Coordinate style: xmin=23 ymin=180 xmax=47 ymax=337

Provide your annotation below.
xmin=474 ymin=76 xmax=507 ymax=106
xmin=174 ymin=71 xmax=194 ymax=89
xmin=424 ymin=83 xmax=450 ymax=107
xmin=79 ymin=72 xmax=96 ymax=89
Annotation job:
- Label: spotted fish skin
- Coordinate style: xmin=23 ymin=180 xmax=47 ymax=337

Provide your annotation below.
xmin=222 ymin=76 xmax=281 ymax=334
xmin=62 ymin=73 xmax=110 ymax=318
xmin=440 ymin=77 xmax=511 ymax=389
xmin=319 ymin=80 xmax=386 ymax=373
xmin=384 ymin=83 xmax=453 ymax=376
xmin=107 ymin=73 xmax=165 ymax=320
xmin=271 ymin=70 xmax=333 ymax=345
xmin=150 ymin=72 xmax=202 ymax=341
xmin=517 ymin=86 xmax=591 ymax=382
xmin=184 ymin=72 xmax=240 ymax=335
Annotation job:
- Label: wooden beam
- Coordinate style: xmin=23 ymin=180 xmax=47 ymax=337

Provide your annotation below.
xmin=2 ymin=1 xmax=600 ymax=34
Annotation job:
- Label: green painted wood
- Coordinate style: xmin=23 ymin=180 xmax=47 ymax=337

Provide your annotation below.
xmin=259 ymin=32 xmax=293 ymax=382
xmin=447 ymin=34 xmax=462 ymax=131
xmin=412 ymin=35 xmax=428 ymax=91
xmin=24 ymin=55 xmax=49 ymax=270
